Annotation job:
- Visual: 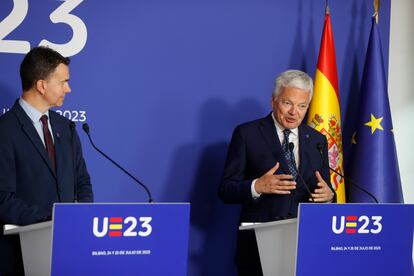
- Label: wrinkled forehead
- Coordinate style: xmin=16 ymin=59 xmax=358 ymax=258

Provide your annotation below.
xmin=274 ymin=86 xmax=312 ymax=103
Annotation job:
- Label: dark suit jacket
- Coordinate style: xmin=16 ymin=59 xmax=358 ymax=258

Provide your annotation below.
xmin=219 ymin=113 xmax=334 ymax=272
xmin=0 ymin=100 xmax=93 ymax=274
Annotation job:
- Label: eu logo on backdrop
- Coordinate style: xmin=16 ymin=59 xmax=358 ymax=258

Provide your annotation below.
xmin=93 ymin=216 xmax=152 ymax=238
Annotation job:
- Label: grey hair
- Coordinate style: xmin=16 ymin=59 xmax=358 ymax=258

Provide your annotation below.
xmin=272 ymin=70 xmax=314 ymax=101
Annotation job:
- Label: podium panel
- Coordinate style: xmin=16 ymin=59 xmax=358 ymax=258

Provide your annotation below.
xmin=4 ymin=203 xmax=190 ymax=276
xmin=296 ymin=203 xmax=414 ymax=276
xmin=51 ymin=203 xmax=190 ymax=276
xmin=239 ymin=204 xmax=414 ymax=276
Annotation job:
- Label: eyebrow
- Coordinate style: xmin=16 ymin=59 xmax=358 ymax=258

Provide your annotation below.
xmin=282 ymin=99 xmax=307 ymax=104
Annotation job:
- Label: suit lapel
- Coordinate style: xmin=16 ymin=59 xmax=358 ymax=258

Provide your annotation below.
xmin=259 ymin=114 xmax=291 ymax=174
xmin=12 ymin=101 xmax=57 ymax=178
xmin=298 ymin=124 xmax=311 ymax=176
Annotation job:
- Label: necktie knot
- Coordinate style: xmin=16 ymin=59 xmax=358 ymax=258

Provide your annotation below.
xmin=283 ymin=129 xmax=291 ymax=147
xmin=40 ymin=114 xmax=48 ymax=125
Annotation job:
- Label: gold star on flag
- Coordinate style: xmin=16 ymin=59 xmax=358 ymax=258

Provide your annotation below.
xmin=364 ymin=114 xmax=384 ymax=134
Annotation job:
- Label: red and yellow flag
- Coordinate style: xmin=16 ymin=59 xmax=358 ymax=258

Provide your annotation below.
xmin=307 ymin=9 xmax=345 ymax=202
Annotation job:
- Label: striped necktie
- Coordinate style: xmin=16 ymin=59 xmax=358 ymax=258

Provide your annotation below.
xmin=282 ymin=129 xmax=297 ymax=179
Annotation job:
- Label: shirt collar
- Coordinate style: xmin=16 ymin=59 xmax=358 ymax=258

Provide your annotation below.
xmin=19 ymin=97 xmax=50 ymax=123
xmin=271 ymin=112 xmax=298 ymax=137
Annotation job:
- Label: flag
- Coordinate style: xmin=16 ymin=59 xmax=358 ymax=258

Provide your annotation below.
xmin=347 ymin=17 xmax=404 ymax=203
xmin=307 ymin=10 xmax=346 ymax=203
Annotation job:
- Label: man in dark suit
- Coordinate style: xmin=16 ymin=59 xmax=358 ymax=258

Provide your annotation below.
xmin=0 ymin=46 xmax=93 ymax=275
xmin=219 ymin=70 xmax=335 ymax=275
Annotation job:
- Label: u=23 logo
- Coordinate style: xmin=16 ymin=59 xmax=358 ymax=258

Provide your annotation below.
xmin=332 ymin=215 xmax=382 ymax=234
xmin=93 ymin=216 xmax=152 ymax=238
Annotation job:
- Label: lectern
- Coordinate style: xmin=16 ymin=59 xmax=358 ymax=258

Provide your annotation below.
xmin=239 ymin=218 xmax=297 ymax=275
xmin=4 ymin=203 xmax=190 ymax=276
xmin=4 ymin=221 xmax=53 ymax=275
xmin=240 ymin=203 xmax=414 ymax=276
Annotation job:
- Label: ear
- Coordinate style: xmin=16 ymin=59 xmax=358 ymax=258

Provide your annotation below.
xmin=271 ymin=96 xmax=276 ymax=108
xmin=35 ymin=80 xmax=47 ymax=95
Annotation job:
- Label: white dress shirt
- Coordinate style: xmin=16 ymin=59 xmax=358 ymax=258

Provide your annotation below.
xmin=19 ymin=98 xmax=54 ymax=147
xmin=251 ymin=113 xmax=300 ymax=198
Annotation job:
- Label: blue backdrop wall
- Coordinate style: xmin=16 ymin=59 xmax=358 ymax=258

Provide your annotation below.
xmin=0 ymin=0 xmax=390 ymax=275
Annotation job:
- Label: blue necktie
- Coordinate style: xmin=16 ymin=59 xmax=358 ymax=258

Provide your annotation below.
xmin=282 ymin=129 xmax=297 ymax=180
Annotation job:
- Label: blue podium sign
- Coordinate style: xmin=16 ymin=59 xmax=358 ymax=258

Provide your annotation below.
xmin=51 ymin=203 xmax=190 ymax=276
xmin=296 ymin=204 xmax=414 ymax=276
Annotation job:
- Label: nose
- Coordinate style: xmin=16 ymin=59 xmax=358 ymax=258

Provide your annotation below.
xmin=288 ymin=105 xmax=297 ymax=114
xmin=65 ymin=83 xmax=72 ymax=93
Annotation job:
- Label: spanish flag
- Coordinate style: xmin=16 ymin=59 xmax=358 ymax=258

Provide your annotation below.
xmin=307 ymin=7 xmax=345 ymax=202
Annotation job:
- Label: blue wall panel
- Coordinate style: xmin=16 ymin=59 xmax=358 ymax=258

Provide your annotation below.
xmin=0 ymin=1 xmax=391 ymax=275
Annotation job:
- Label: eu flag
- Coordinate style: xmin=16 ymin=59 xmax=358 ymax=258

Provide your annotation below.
xmin=347 ymin=17 xmax=404 ymax=203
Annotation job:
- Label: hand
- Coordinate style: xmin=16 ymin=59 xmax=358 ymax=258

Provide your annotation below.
xmin=255 ymin=163 xmax=296 ymax=195
xmin=310 ymin=171 xmax=335 ymax=202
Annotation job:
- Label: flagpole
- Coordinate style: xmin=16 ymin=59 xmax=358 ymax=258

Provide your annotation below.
xmin=373 ymin=0 xmax=380 ymax=24
xmin=325 ymin=0 xmax=330 ymax=15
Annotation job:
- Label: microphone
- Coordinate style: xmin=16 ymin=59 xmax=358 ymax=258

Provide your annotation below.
xmin=69 ymin=121 xmax=77 ymax=202
xmin=315 ymin=143 xmax=378 ymax=203
xmin=288 ymin=142 xmax=315 ymax=202
xmin=82 ymin=123 xmax=154 ymax=203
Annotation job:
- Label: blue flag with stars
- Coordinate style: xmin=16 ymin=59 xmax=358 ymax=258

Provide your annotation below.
xmin=347 ymin=17 xmax=404 ymax=203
